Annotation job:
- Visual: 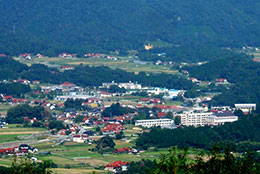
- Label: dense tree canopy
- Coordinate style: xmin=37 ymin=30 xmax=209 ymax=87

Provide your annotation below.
xmin=6 ymin=104 xmax=50 ymax=124
xmin=0 ymin=82 xmax=31 ymax=97
xmin=102 ymin=103 xmax=134 ymax=117
xmin=0 ymin=0 xmax=259 ymax=61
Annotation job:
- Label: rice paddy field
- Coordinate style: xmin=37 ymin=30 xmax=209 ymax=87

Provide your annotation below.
xmin=0 ymin=124 xmax=204 ymax=174
xmin=0 ymin=124 xmax=47 ymax=143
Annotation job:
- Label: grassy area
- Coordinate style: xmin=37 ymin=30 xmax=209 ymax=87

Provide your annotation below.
xmin=0 ymin=104 xmax=11 ymax=113
xmin=0 ymin=125 xmax=48 ymax=143
xmin=0 ymin=137 xmax=206 ymax=173
xmin=0 ymin=125 xmax=47 ymax=133
xmin=0 ymin=124 xmax=205 ymax=173
xmin=253 ymin=52 xmax=260 ymax=59
xmin=51 ymin=168 xmax=105 ymax=174
xmin=0 ymin=134 xmax=31 ymax=143
xmin=14 ymin=56 xmax=179 ymax=75
xmin=165 ymin=100 xmax=183 ymax=106
xmin=0 ymin=158 xmax=13 ymax=167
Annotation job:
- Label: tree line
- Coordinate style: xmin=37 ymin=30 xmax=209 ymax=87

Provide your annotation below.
xmin=123 ymin=146 xmax=260 ymax=174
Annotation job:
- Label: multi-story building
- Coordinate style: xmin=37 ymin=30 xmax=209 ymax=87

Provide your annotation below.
xmin=135 ymin=119 xmax=174 ymax=128
xmin=179 ymin=111 xmax=213 ymax=127
xmin=179 ymin=110 xmax=238 ymax=127
xmin=209 ymin=111 xmax=238 ymax=125
xmin=118 ymin=81 xmax=142 ymax=90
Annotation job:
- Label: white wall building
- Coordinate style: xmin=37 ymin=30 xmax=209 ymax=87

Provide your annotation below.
xmin=179 ymin=111 xmax=213 ymax=127
xmin=179 ymin=110 xmax=238 ymax=127
xmin=235 ymin=104 xmax=256 ymax=114
xmin=211 ymin=115 xmax=238 ymax=125
xmin=118 ymin=81 xmax=142 ymax=90
xmin=135 ymin=119 xmax=174 ymax=128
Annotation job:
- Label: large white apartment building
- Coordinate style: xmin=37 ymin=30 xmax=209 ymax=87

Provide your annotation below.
xmin=179 ymin=111 xmax=213 ymax=126
xmin=135 ymin=119 xmax=174 ymax=128
xmin=118 ymin=81 xmax=142 ymax=90
xmin=178 ymin=110 xmax=238 ymax=127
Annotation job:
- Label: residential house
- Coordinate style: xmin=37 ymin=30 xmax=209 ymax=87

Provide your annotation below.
xmin=59 ymin=53 xmax=76 ymax=58
xmin=105 ymin=161 xmax=129 ymax=173
xmin=72 ymin=134 xmax=89 ymax=143
xmin=61 ymin=66 xmax=74 ymax=71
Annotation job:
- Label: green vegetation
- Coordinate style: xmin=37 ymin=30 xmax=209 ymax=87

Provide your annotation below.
xmin=64 ymin=99 xmax=85 ymax=110
xmin=95 ymin=136 xmax=115 ymax=152
xmin=6 ymin=104 xmax=50 ymax=124
xmin=185 ymin=57 xmax=260 ymax=106
xmin=123 ymin=146 xmax=260 ymax=174
xmin=102 ymin=103 xmax=134 ymax=117
xmin=48 ymin=120 xmax=65 ymax=131
xmin=0 ymin=0 xmax=259 ymax=62
xmin=0 ymin=157 xmax=54 ymax=174
xmin=0 ymin=83 xmax=31 ymax=97
xmin=136 ymin=114 xmax=260 ymax=152
xmin=0 ymin=57 xmax=194 ymax=90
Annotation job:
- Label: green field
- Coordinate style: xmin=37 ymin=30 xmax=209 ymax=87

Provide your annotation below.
xmin=0 ymin=124 xmax=206 ymax=174
xmin=0 ymin=104 xmax=11 ymax=113
xmin=0 ymin=125 xmax=48 ymax=143
xmin=14 ymin=56 xmax=178 ymax=75
xmin=253 ymin=52 xmax=260 ymax=59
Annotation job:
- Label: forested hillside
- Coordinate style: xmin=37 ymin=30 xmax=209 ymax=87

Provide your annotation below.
xmin=185 ymin=57 xmax=260 ymax=106
xmin=0 ymin=0 xmax=259 ymax=61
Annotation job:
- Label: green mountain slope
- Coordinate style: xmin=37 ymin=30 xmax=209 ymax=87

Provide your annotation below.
xmin=0 ymin=0 xmax=260 ymax=60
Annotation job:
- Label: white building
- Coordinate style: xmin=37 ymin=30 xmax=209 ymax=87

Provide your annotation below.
xmin=55 ymin=95 xmax=93 ymax=101
xmin=102 ymin=81 xmax=118 ymax=88
xmin=72 ymin=134 xmax=89 ymax=143
xmin=118 ymin=81 xmax=142 ymax=90
xmin=235 ymin=104 xmax=256 ymax=114
xmin=147 ymin=87 xmax=168 ymax=95
xmin=135 ymin=119 xmax=174 ymax=128
xmin=179 ymin=110 xmax=238 ymax=127
xmin=179 ymin=111 xmax=213 ymax=127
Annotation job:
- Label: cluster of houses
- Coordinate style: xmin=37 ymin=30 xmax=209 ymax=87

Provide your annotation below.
xmin=102 ymin=123 xmax=125 ymax=135
xmin=0 ymin=144 xmax=38 ymax=155
xmin=18 ymin=53 xmax=43 ymax=60
xmin=2 ymin=95 xmax=27 ymax=104
xmin=105 ymin=161 xmax=129 ymax=173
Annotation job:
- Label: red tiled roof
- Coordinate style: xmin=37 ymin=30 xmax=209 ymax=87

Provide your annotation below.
xmin=60 ymin=82 xmax=75 ymax=86
xmin=157 ymin=112 xmax=167 ymax=118
xmin=105 ymin=161 xmax=129 ymax=168
xmin=154 ymin=105 xmax=167 ymax=110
